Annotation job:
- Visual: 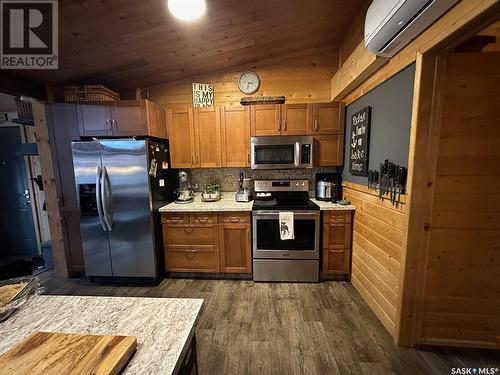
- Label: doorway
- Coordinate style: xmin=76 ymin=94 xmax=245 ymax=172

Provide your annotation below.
xmin=0 ymin=126 xmax=38 ymax=256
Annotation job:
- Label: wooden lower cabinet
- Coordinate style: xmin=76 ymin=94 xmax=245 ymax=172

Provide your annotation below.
xmin=162 ymin=212 xmax=251 ymax=274
xmin=321 ymin=210 xmax=352 ymax=276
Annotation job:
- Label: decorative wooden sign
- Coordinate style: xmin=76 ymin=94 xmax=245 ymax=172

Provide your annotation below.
xmin=240 ymin=96 xmax=285 ymax=105
xmin=192 ymin=83 xmax=214 ymax=107
xmin=349 ymin=106 xmax=371 ymax=176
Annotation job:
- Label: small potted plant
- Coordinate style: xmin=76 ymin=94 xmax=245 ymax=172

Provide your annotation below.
xmin=207 ymin=182 xmax=221 ymax=199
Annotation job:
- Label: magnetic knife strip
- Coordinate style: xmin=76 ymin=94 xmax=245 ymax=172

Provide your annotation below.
xmin=368 ymin=160 xmax=407 ymax=207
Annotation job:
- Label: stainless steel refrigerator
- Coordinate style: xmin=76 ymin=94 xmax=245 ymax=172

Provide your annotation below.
xmin=71 ymin=138 xmax=177 ymax=281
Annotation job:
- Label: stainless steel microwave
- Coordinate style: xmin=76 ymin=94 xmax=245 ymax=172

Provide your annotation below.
xmin=250 ymin=136 xmax=314 ymax=169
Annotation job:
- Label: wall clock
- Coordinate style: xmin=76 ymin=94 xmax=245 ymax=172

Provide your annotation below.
xmin=238 ymin=71 xmax=260 ymax=95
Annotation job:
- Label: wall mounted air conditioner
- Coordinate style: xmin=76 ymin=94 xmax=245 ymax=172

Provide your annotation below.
xmin=364 ymin=0 xmax=460 ymax=58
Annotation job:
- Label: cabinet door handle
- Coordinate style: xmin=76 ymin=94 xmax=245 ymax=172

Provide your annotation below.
xmin=191 ymin=154 xmax=195 ymax=165
xmin=315 ymin=119 xmax=319 ymax=131
xmin=197 ymin=154 xmax=200 ymax=165
xmin=277 ymin=120 xmax=281 ymax=131
xmin=247 ymin=153 xmax=250 ymax=165
xmin=283 ymin=120 xmax=287 ymax=131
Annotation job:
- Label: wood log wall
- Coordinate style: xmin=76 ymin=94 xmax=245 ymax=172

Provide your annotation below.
xmin=144 ymin=47 xmax=338 ymax=107
xmin=420 ymin=52 xmax=500 ymax=348
xmin=342 ymin=182 xmax=407 ymax=337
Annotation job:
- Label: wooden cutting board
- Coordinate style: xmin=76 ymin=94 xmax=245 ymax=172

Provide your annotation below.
xmin=0 ymin=331 xmax=137 ymax=375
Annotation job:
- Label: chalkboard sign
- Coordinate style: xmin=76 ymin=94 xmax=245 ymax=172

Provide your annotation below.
xmin=349 ymin=106 xmax=371 ymax=176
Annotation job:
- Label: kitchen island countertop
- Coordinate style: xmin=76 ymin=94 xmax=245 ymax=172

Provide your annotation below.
xmin=0 ymin=295 xmax=203 ymax=375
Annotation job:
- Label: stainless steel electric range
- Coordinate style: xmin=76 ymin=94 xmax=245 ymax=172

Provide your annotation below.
xmin=252 ymin=179 xmax=320 ymax=282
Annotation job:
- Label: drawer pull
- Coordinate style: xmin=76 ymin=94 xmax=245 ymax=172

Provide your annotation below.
xmin=197 ymin=217 xmax=209 ymax=223
xmin=186 ymin=251 xmax=196 ymax=258
xmin=169 ymin=216 xmax=181 ymax=221
xmin=229 ymin=217 xmax=240 ymax=223
xmin=184 ymin=226 xmax=195 ymax=233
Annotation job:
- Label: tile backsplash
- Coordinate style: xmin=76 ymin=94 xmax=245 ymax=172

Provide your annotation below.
xmin=186 ymin=167 xmax=342 ymax=192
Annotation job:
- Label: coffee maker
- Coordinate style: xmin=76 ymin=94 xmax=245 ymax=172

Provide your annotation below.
xmin=315 ymin=173 xmax=340 ymax=202
xmin=175 ymin=171 xmax=194 ymax=204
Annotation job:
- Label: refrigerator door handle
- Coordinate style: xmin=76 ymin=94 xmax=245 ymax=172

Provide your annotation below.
xmin=101 ymin=166 xmax=113 ymax=231
xmin=95 ymin=166 xmax=107 ymax=232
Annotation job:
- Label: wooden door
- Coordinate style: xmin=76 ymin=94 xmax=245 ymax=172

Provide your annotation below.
xmin=281 ymin=104 xmax=312 ymax=135
xmin=312 ymin=102 xmax=344 ymax=135
xmin=314 ymin=135 xmax=344 ymax=166
xmin=167 ymin=107 xmax=195 ymax=169
xmin=145 ymin=100 xmax=167 ymax=139
xmin=77 ymin=104 xmax=113 ymax=136
xmin=220 ymin=106 xmax=250 ymax=167
xmin=113 ymin=100 xmax=146 ymax=136
xmin=250 ymin=105 xmax=281 ymax=136
xmin=193 ymin=106 xmax=221 ymax=168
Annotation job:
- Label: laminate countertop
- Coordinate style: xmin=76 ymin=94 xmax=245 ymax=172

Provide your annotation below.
xmin=0 ymin=295 xmax=203 ymax=374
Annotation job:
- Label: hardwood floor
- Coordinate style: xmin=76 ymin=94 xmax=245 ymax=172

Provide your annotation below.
xmin=41 ymin=275 xmax=499 ymax=374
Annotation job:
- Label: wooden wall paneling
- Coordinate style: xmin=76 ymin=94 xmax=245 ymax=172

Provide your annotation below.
xmin=396 ymin=53 xmax=445 ymax=347
xmin=167 ymin=107 xmax=196 ymax=168
xmin=146 ymin=47 xmax=339 ymax=107
xmin=193 ymin=106 xmax=222 ymax=168
xmin=330 ymin=41 xmax=388 ymax=100
xmin=343 ymin=182 xmax=406 ymax=338
xmin=419 ymin=51 xmax=500 ymax=348
xmin=220 ymin=106 xmax=250 ymax=167
xmin=32 ymin=102 xmax=69 ymax=279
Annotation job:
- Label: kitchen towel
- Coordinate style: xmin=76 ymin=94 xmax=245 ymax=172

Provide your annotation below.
xmin=279 ymin=212 xmax=294 ymax=240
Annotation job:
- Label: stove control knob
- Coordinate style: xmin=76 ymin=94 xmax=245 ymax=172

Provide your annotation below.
xmin=301 ymin=182 xmax=305 ymax=187
xmin=295 ymin=182 xmax=299 ymax=187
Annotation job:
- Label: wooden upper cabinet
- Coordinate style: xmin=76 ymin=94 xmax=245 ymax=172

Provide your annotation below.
xmin=312 ymin=102 xmax=344 ymax=135
xmin=168 ymin=107 xmax=196 ymax=169
xmin=281 ymin=104 xmax=312 ymax=135
xmin=144 ymin=100 xmax=168 ymax=139
xmin=220 ymin=106 xmax=250 ymax=167
xmin=113 ymin=100 xmax=144 ymax=136
xmin=315 ymin=135 xmax=344 ymax=166
xmin=193 ymin=106 xmax=221 ymax=168
xmin=78 ymin=104 xmax=113 ymax=136
xmin=78 ymin=100 xmax=167 ymax=138
xmin=250 ymin=105 xmax=281 ymax=136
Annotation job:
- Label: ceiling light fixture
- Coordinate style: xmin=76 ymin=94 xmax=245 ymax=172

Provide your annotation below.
xmin=168 ymin=0 xmax=206 ymax=21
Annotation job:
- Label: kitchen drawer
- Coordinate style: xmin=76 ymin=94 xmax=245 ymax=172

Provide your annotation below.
xmin=190 ymin=213 xmax=217 ymax=225
xmin=220 ymin=212 xmax=250 ymax=224
xmin=164 ymin=226 xmax=218 ymax=246
xmin=165 ymin=248 xmax=218 ymax=273
xmin=326 ymin=211 xmax=351 ymax=224
xmin=161 ymin=213 xmax=189 ymax=225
